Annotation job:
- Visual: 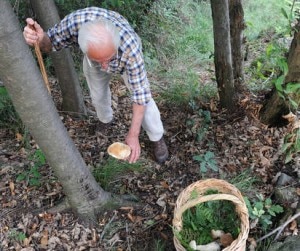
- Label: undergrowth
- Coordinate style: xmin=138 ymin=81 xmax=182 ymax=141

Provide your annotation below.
xmin=142 ymin=0 xmax=290 ymax=106
xmin=0 ymin=86 xmax=23 ymax=132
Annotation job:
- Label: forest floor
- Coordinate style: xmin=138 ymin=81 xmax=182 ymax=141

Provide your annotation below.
xmin=0 ymin=51 xmax=299 ymax=250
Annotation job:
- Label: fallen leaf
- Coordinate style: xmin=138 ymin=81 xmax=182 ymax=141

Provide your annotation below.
xmin=289 ymin=220 xmax=297 ymax=231
xmin=156 ymin=193 xmax=167 ymax=207
xmin=9 ymin=181 xmax=15 ymax=195
xmin=119 ymin=206 xmax=133 ymax=211
xmin=15 ymin=133 xmax=23 ymax=141
xmin=127 ymin=212 xmax=135 ymax=222
xmin=282 ymin=112 xmax=296 ymax=123
xmin=40 ymin=229 xmax=48 ymax=247
xmin=247 ymin=237 xmax=257 ymax=251
xmin=160 ymin=180 xmax=169 ymax=189
xmin=23 ymin=237 xmax=31 ymax=247
xmin=259 ymin=146 xmax=273 ymax=168
xmin=3 ymin=200 xmax=17 ymax=208
xmin=296 ymin=187 xmax=300 ymax=196
xmin=127 ymin=212 xmax=143 ymax=223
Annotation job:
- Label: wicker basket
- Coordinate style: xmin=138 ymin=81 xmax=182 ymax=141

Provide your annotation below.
xmin=173 ymin=179 xmax=249 ymax=251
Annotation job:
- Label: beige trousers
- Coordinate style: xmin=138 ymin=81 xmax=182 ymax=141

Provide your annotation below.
xmin=82 ymin=56 xmax=164 ymax=141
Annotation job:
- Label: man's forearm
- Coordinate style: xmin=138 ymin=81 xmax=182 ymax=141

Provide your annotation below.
xmin=39 ymin=33 xmax=53 ymax=53
xmin=128 ymin=103 xmax=145 ymax=137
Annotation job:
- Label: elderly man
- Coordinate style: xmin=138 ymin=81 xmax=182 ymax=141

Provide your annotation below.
xmin=23 ymin=7 xmax=168 ymax=164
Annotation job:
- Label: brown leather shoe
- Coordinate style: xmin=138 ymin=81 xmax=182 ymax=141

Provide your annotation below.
xmin=153 ymin=137 xmax=169 ymax=163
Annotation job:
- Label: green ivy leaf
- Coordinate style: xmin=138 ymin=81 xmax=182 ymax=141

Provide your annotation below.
xmin=16 ymin=173 xmax=26 ymax=182
xmin=29 ymin=178 xmax=40 ymax=187
xmin=255 ymin=201 xmax=264 ymax=210
xmin=208 ymin=161 xmax=218 ymax=172
xmin=204 ymin=151 xmax=214 ymax=161
xmin=200 ymin=162 xmax=207 ymax=173
xmin=269 ymin=205 xmax=284 ymax=214
xmin=193 ymin=155 xmax=203 ymax=161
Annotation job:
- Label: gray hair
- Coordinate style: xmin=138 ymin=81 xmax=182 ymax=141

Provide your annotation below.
xmin=78 ymin=19 xmax=120 ymax=54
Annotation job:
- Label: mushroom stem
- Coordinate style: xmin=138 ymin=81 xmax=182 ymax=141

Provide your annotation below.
xmin=196 ymin=241 xmax=221 ymax=251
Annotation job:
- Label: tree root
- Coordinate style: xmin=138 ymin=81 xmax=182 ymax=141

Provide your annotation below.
xmin=46 ymin=198 xmax=71 ymax=214
xmin=29 ymin=193 xmax=141 ymax=228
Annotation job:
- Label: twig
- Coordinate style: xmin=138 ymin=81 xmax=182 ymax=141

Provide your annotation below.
xmin=100 ymin=210 xmax=117 ymax=240
xmin=256 ymin=211 xmax=300 ymax=242
xmin=126 ymin=222 xmax=132 ymax=251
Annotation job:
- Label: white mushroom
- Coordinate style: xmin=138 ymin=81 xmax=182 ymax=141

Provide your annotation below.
xmin=211 ymin=229 xmax=225 ymax=239
xmin=189 ymin=240 xmax=197 ymax=250
xmin=196 ymin=241 xmax=221 ymax=251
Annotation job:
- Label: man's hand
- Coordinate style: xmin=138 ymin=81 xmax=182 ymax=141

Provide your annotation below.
xmin=23 ymin=18 xmax=44 ymax=46
xmin=125 ymin=135 xmax=141 ymax=163
xmin=23 ymin=18 xmax=52 ymax=52
xmin=125 ymin=103 xmax=145 ymax=163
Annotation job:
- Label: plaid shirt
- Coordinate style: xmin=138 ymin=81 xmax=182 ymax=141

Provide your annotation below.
xmin=47 ymin=7 xmax=151 ymax=105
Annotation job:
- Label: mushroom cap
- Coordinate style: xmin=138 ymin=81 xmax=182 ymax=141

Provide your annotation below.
xmin=107 ymin=142 xmax=131 ymax=160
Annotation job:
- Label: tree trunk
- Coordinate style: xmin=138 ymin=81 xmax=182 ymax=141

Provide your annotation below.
xmin=211 ymin=0 xmax=235 ymax=111
xmin=29 ymin=0 xmax=86 ymax=116
xmin=259 ymin=89 xmax=290 ymax=126
xmin=259 ymin=21 xmax=300 ymax=126
xmin=286 ymin=21 xmax=300 ymax=83
xmin=0 ymin=1 xmax=131 ymax=223
xmin=229 ymin=0 xmax=245 ymax=90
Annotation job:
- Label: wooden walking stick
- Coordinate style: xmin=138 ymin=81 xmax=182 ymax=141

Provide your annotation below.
xmin=31 ymin=24 xmax=51 ymax=93
xmin=34 ymin=42 xmax=51 ymax=93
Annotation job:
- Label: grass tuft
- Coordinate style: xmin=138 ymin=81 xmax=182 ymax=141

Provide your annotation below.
xmin=93 ymin=157 xmax=142 ymax=190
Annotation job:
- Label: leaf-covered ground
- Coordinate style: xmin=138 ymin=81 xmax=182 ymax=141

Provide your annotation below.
xmin=0 ymin=68 xmax=299 ymax=250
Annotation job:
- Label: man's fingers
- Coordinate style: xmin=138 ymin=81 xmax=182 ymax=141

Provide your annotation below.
xmin=23 ymin=26 xmax=38 ymax=45
xmin=33 ymin=21 xmax=43 ymax=32
xmin=23 ymin=18 xmax=43 ymax=46
xmin=129 ymin=148 xmax=140 ymax=163
xmin=25 ymin=17 xmax=35 ymax=26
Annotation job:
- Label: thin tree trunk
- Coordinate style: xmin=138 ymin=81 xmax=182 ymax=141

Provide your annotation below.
xmin=229 ymin=0 xmax=245 ymax=90
xmin=29 ymin=0 xmax=86 ymax=117
xmin=211 ymin=0 xmax=235 ymax=110
xmin=0 ymin=1 xmax=133 ymax=223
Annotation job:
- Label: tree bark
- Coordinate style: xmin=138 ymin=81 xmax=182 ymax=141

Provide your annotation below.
xmin=0 ymin=1 xmax=132 ymax=223
xmin=29 ymin=0 xmax=86 ymax=117
xmin=286 ymin=21 xmax=300 ymax=83
xmin=211 ymin=0 xmax=235 ymax=110
xmin=259 ymin=21 xmax=300 ymax=126
xmin=229 ymin=0 xmax=245 ymax=90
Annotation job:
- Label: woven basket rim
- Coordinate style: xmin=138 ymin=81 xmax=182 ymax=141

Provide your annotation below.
xmin=172 ymin=178 xmax=249 ymax=251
